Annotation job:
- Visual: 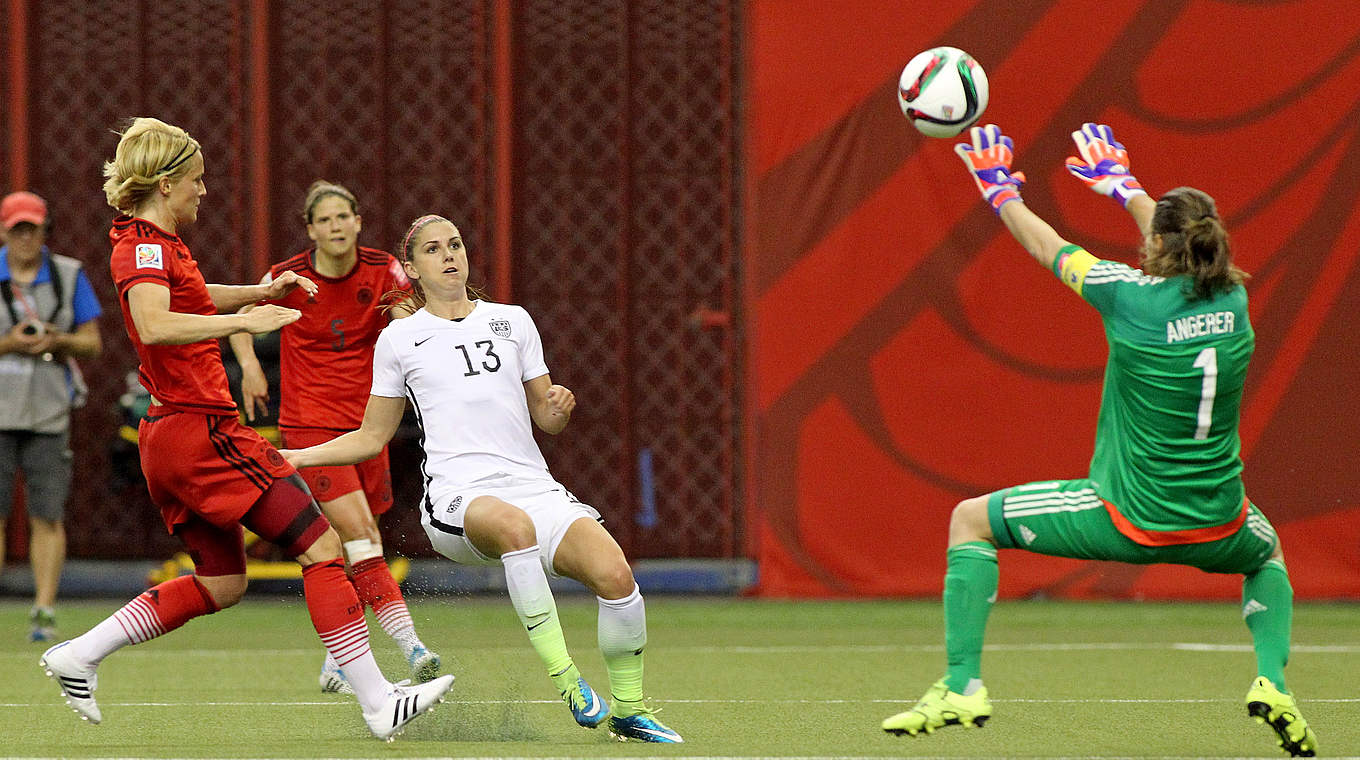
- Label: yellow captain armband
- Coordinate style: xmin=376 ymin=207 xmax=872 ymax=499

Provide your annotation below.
xmin=1054 ymin=245 xmax=1098 ymax=295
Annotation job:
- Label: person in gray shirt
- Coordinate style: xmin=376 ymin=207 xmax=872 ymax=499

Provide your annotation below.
xmin=0 ymin=191 xmax=102 ymax=642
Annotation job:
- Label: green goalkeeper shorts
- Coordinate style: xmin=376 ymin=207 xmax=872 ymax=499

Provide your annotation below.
xmin=986 ymin=478 xmax=1278 ymax=574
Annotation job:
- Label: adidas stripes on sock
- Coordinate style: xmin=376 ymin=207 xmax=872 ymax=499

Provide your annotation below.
xmin=69 ymin=574 xmax=218 ymax=665
xmin=1243 ymin=558 xmax=1292 ymax=692
xmin=350 ymin=556 xmax=421 ymax=654
xmin=303 ymin=559 xmax=388 ymax=710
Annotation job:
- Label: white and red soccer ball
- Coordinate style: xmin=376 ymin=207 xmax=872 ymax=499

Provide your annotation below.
xmin=897 ymin=46 xmax=989 ymax=138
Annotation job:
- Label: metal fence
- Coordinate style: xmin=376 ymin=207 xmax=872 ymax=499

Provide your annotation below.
xmin=2 ymin=0 xmax=741 ymax=561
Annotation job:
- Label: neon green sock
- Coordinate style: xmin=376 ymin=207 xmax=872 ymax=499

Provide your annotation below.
xmin=528 ymin=614 xmax=578 ymax=692
xmin=943 ymin=541 xmax=998 ymax=694
xmin=1243 ymin=558 xmax=1292 ymax=691
xmin=502 ymin=546 xmax=576 ymax=691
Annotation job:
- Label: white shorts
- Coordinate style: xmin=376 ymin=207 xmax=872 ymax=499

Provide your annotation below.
xmin=421 ymin=474 xmax=602 ymax=577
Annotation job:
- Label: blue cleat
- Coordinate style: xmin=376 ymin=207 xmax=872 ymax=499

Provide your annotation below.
xmin=29 ymin=607 xmax=56 ymax=643
xmin=562 ymin=675 xmax=609 ymax=728
xmin=608 ymin=705 xmax=683 ymax=743
xmin=407 ymin=644 xmax=441 ymax=683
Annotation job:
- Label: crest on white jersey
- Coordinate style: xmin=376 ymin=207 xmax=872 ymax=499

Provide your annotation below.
xmin=490 ymin=319 xmax=511 ymax=338
xmin=135 ymin=243 xmax=164 ymax=269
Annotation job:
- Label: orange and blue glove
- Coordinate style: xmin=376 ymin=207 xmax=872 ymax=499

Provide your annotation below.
xmin=1064 ymin=122 xmax=1146 ymax=208
xmin=954 ymin=124 xmax=1026 ymax=214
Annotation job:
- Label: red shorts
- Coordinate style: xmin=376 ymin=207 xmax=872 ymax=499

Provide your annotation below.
xmin=172 ymin=476 xmax=330 ymax=574
xmin=140 ymin=411 xmax=296 ymax=532
xmin=280 ymin=427 xmax=394 ymax=515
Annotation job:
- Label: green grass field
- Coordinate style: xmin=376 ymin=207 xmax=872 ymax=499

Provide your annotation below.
xmin=1 ymin=595 xmax=1357 ymax=758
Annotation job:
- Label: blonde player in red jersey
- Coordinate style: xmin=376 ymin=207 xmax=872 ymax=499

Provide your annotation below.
xmin=36 ymin=118 xmax=452 ymax=741
xmin=228 ymin=181 xmax=439 ymax=692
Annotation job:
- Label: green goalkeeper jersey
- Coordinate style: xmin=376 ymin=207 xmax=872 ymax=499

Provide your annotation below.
xmin=1053 ymin=244 xmax=1252 ymax=532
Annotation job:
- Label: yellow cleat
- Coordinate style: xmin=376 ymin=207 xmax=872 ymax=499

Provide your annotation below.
xmin=1246 ymin=677 xmax=1317 ymax=757
xmin=882 ymin=678 xmax=991 ymax=737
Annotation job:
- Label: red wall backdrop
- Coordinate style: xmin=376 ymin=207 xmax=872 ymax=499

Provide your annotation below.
xmin=747 ymin=0 xmax=1360 ymax=598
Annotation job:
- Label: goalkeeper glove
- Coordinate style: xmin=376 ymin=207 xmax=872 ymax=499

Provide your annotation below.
xmin=1064 ymin=122 xmax=1146 ymax=207
xmin=954 ymin=124 xmax=1026 ymax=214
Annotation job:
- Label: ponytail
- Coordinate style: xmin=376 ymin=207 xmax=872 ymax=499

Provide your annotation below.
xmin=1145 ymin=187 xmax=1247 ymax=300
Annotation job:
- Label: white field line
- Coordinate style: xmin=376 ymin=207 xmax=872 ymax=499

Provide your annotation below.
xmin=6 ymin=756 xmax=1360 ymax=760
xmin=4 ymin=641 xmax=1360 ymax=658
xmin=6 ymin=696 xmax=1360 ymax=708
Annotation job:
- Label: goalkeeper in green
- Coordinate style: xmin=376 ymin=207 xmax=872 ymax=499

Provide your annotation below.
xmin=881 ymin=123 xmax=1316 ymax=758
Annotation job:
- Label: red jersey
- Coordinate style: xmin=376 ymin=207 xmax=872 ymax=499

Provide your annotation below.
xmin=268 ymin=246 xmax=408 ymax=428
xmin=109 ymin=216 xmax=236 ymax=415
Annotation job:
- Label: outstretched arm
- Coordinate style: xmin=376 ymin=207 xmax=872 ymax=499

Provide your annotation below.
xmin=1064 ymin=122 xmax=1153 ymax=237
xmin=280 ymin=394 xmax=406 ymax=468
xmin=127 ymin=282 xmax=301 ymax=345
xmin=206 ymin=270 xmax=318 ymax=312
xmin=996 ymin=199 xmax=1070 ymax=271
xmin=955 ymin=124 xmax=1074 ymax=271
xmin=1125 ymin=193 xmax=1155 ymax=238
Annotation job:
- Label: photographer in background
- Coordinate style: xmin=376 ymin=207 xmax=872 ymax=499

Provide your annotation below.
xmin=0 ymin=191 xmax=102 ymax=642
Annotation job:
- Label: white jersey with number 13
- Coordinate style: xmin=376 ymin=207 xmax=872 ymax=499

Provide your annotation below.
xmin=370 ymin=301 xmax=552 ymax=508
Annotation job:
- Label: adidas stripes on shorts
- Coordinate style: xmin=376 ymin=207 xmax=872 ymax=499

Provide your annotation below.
xmin=986 ymin=478 xmax=1278 ymax=574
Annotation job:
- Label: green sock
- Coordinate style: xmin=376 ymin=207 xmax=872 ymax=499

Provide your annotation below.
xmin=502 ymin=546 xmax=576 ymax=692
xmin=943 ymin=541 xmax=998 ymax=694
xmin=1243 ymin=558 xmax=1292 ymax=691
xmin=528 ymin=615 xmax=577 ymax=693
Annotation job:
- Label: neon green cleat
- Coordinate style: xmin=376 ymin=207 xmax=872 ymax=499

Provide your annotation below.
xmin=1246 ymin=677 xmax=1317 ymax=757
xmin=882 ymin=678 xmax=991 ymax=737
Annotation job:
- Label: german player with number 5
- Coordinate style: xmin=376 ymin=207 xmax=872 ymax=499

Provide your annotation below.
xmin=227 ymin=181 xmax=440 ymax=694
xmin=881 ymin=123 xmax=1317 ymax=757
xmin=281 ymin=215 xmax=683 ymax=743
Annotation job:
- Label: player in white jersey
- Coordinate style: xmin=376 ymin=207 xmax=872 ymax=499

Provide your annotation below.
xmin=280 ymin=215 xmax=682 ymax=744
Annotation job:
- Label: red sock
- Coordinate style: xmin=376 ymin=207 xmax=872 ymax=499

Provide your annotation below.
xmin=114 ymin=575 xmax=218 ymax=644
xmin=351 ymin=557 xmax=400 ymax=608
xmin=302 ymin=558 xmax=371 ymax=667
xmin=351 ymin=557 xmax=417 ymax=641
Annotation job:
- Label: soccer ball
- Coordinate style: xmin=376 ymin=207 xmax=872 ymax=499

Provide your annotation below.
xmin=897 ymin=46 xmax=989 ymax=138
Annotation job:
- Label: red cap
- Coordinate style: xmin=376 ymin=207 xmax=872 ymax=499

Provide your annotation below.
xmin=1 ymin=191 xmax=48 ymax=229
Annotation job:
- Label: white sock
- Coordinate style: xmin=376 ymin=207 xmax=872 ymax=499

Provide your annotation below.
xmin=376 ymin=601 xmax=421 ymax=656
xmin=502 ymin=546 xmax=555 ymax=626
xmin=502 ymin=545 xmax=574 ymax=682
xmin=598 ymin=583 xmax=647 ymax=704
xmin=597 ymin=583 xmax=646 ymax=658
xmin=317 ymin=617 xmax=390 ymax=711
xmin=69 ymin=614 xmax=134 ymax=666
xmin=343 ymin=651 xmax=392 ymax=711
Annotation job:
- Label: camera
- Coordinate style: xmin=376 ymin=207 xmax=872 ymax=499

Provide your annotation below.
xmin=19 ymin=320 xmax=44 ymax=337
